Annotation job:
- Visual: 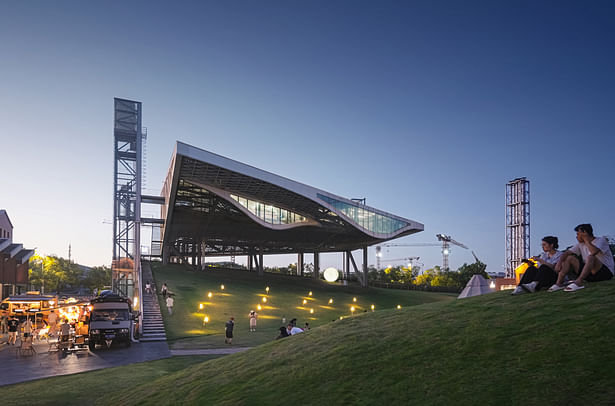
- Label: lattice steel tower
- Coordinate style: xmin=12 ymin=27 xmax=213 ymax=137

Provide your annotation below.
xmin=112 ymin=98 xmax=143 ymax=299
xmin=506 ymin=178 xmax=530 ymax=278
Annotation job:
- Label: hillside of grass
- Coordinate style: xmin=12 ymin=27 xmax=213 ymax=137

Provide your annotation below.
xmin=108 ymin=279 xmax=615 ymax=405
xmin=151 ymin=263 xmax=456 ymax=348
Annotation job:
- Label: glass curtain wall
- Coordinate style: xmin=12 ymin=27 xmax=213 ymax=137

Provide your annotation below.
xmin=230 ymin=194 xmax=308 ymax=225
xmin=317 ymin=194 xmax=407 ymax=234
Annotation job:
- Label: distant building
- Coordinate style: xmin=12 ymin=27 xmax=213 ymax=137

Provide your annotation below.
xmin=0 ymin=210 xmax=34 ymax=299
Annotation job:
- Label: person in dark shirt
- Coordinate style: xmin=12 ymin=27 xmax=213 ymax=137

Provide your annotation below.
xmin=7 ymin=316 xmax=19 ymax=345
xmin=275 ymin=326 xmax=289 ymax=340
xmin=225 ymin=317 xmax=234 ymax=345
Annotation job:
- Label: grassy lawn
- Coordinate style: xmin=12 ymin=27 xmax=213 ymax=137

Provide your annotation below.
xmin=151 ymin=263 xmax=456 ymax=348
xmin=0 ymin=355 xmax=222 ymax=406
xmin=75 ymin=280 xmax=615 ymax=404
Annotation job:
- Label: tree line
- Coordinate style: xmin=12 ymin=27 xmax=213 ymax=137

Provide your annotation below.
xmin=28 ymin=254 xmax=111 ymax=294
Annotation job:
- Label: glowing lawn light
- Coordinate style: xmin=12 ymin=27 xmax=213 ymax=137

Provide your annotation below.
xmin=351 ymin=306 xmax=355 ymax=314
xmin=371 ymin=304 xmax=375 ymax=312
xmin=310 ymin=308 xmax=314 ymax=314
xmin=220 ymin=284 xmax=225 ymax=290
xmin=257 ymin=304 xmax=262 ymax=310
xmin=353 ymin=297 xmax=357 ymax=302
xmin=308 ymin=291 xmax=313 ymax=296
xmin=199 ymin=303 xmax=204 ymax=310
xmin=203 ymin=316 xmax=209 ymax=323
xmin=328 ymin=298 xmax=333 ymax=304
xmin=266 ymin=286 xmax=270 ymax=293
xmin=340 ymin=316 xmax=343 ymax=320
xmin=397 ymin=305 xmax=402 ymax=309
xmin=323 ymin=267 xmax=339 ymax=282
xmin=262 ymin=297 xmax=267 ymax=303
xmin=303 ymin=299 xmax=307 ymax=305
xmin=208 ymin=292 xmax=213 ymax=299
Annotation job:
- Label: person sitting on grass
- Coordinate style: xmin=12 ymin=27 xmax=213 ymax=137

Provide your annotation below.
xmin=512 ymin=236 xmax=562 ymax=295
xmin=548 ymin=224 xmax=614 ymax=292
xmin=286 ymin=324 xmax=304 ymax=336
xmin=275 ymin=326 xmax=289 ymax=340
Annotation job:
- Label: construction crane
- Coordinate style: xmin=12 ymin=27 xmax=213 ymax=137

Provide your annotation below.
xmin=376 ymin=234 xmax=470 ymax=271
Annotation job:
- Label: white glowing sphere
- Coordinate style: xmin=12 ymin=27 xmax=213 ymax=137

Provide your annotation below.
xmin=323 ymin=267 xmax=339 ymax=282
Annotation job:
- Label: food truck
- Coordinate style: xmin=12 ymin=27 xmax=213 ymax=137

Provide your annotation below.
xmin=88 ymin=290 xmax=133 ymax=350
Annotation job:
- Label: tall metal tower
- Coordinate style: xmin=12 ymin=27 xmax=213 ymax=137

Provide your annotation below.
xmin=112 ymin=98 xmax=143 ymax=299
xmin=506 ymin=177 xmax=530 ymax=278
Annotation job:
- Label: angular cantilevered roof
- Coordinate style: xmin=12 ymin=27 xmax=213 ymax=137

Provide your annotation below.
xmin=161 ymin=141 xmax=423 ymax=256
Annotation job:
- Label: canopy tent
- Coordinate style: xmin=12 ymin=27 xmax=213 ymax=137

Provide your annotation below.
xmin=458 ymin=274 xmax=492 ymax=299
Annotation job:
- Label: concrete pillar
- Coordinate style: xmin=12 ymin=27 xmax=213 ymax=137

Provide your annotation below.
xmin=197 ymin=243 xmax=202 ymax=269
xmin=345 ymin=252 xmax=350 ymax=280
xmin=362 ymin=246 xmax=368 ymax=288
xmin=313 ymin=252 xmax=320 ymax=280
xmin=162 ymin=245 xmax=170 ymax=264
xmin=258 ymin=253 xmax=264 ymax=277
xmin=248 ymin=254 xmax=253 ymax=271
xmin=298 ymin=253 xmax=304 ymax=276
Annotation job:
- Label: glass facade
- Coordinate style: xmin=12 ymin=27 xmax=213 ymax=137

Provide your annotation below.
xmin=317 ymin=194 xmax=408 ymax=234
xmin=230 ymin=194 xmax=308 ymax=225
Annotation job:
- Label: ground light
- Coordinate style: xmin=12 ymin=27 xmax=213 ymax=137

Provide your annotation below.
xmin=208 ymin=292 xmax=213 ymax=299
xmin=303 ymin=299 xmax=307 ymax=305
xmin=371 ymin=304 xmax=375 ymax=312
xmin=262 ymin=297 xmax=267 ymax=303
xmin=199 ymin=303 xmax=204 ymax=310
xmin=308 ymin=291 xmax=313 ymax=296
xmin=220 ymin=284 xmax=225 ymax=290
xmin=351 ymin=306 xmax=355 ymax=315
xmin=203 ymin=316 xmax=209 ymax=325
xmin=310 ymin=308 xmax=314 ymax=314
xmin=328 ymin=298 xmax=333 ymax=304
xmin=397 ymin=305 xmax=402 ymax=309
xmin=257 ymin=304 xmax=262 ymax=310
xmin=266 ymin=286 xmax=270 ymax=293
xmin=353 ymin=297 xmax=357 ymax=302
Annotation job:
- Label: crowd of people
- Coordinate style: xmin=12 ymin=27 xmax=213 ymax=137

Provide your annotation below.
xmin=512 ymin=223 xmax=614 ymax=295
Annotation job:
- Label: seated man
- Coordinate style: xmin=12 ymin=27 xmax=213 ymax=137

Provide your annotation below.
xmin=549 ymin=224 xmax=614 ymax=292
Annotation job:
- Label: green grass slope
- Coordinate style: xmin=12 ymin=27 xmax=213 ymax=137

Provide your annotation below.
xmin=151 ymin=263 xmax=455 ymax=348
xmin=112 ymin=280 xmax=615 ymax=405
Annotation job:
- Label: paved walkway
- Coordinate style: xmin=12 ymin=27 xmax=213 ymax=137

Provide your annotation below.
xmin=0 ymin=338 xmax=171 ymax=387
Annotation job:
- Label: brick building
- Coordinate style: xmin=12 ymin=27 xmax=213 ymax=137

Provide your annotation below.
xmin=0 ymin=210 xmax=34 ymax=299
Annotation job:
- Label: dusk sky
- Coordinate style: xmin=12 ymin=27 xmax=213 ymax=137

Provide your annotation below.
xmin=1 ymin=1 xmax=613 ymax=272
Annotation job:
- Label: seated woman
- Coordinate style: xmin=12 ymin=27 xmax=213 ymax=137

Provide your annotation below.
xmin=512 ymin=236 xmax=562 ymax=295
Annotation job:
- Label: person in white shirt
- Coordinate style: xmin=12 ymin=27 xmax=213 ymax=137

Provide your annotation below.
xmin=549 ymin=224 xmax=614 ymax=292
xmin=286 ymin=324 xmax=304 ymax=335
xmin=512 ymin=236 xmax=562 ymax=295
xmin=166 ymin=295 xmax=174 ymax=315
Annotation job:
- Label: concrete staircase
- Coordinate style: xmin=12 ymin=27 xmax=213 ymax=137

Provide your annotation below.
xmin=140 ymin=262 xmax=167 ymax=342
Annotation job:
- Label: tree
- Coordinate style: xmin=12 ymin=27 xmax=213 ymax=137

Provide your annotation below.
xmin=83 ymin=266 xmax=112 ymax=291
xmin=455 ymin=261 xmax=489 ymax=288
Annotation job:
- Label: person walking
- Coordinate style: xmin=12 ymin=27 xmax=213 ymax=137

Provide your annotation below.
xmin=249 ymin=310 xmax=258 ymax=332
xmin=7 ymin=316 xmax=19 ymax=345
xmin=1 ymin=313 xmax=8 ymax=335
xmin=225 ymin=316 xmax=235 ymax=344
xmin=145 ymin=281 xmax=152 ymax=294
xmin=166 ymin=295 xmax=174 ymax=315
xmin=161 ymin=283 xmax=168 ymax=298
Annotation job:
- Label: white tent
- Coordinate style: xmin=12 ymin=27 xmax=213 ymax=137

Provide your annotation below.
xmin=457 ymin=274 xmax=492 ymax=299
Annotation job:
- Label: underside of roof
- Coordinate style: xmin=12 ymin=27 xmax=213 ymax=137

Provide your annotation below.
xmin=161 ymin=142 xmax=424 ymax=256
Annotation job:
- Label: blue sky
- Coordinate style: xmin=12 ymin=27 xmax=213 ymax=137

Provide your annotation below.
xmin=1 ymin=1 xmax=613 ymax=271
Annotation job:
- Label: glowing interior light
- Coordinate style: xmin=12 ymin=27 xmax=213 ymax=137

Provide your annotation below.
xmin=323 ymin=267 xmax=339 ymax=282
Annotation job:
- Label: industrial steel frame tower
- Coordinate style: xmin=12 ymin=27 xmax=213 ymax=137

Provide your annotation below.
xmin=112 ymin=98 xmax=143 ymax=300
xmin=506 ymin=178 xmax=530 ymax=278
